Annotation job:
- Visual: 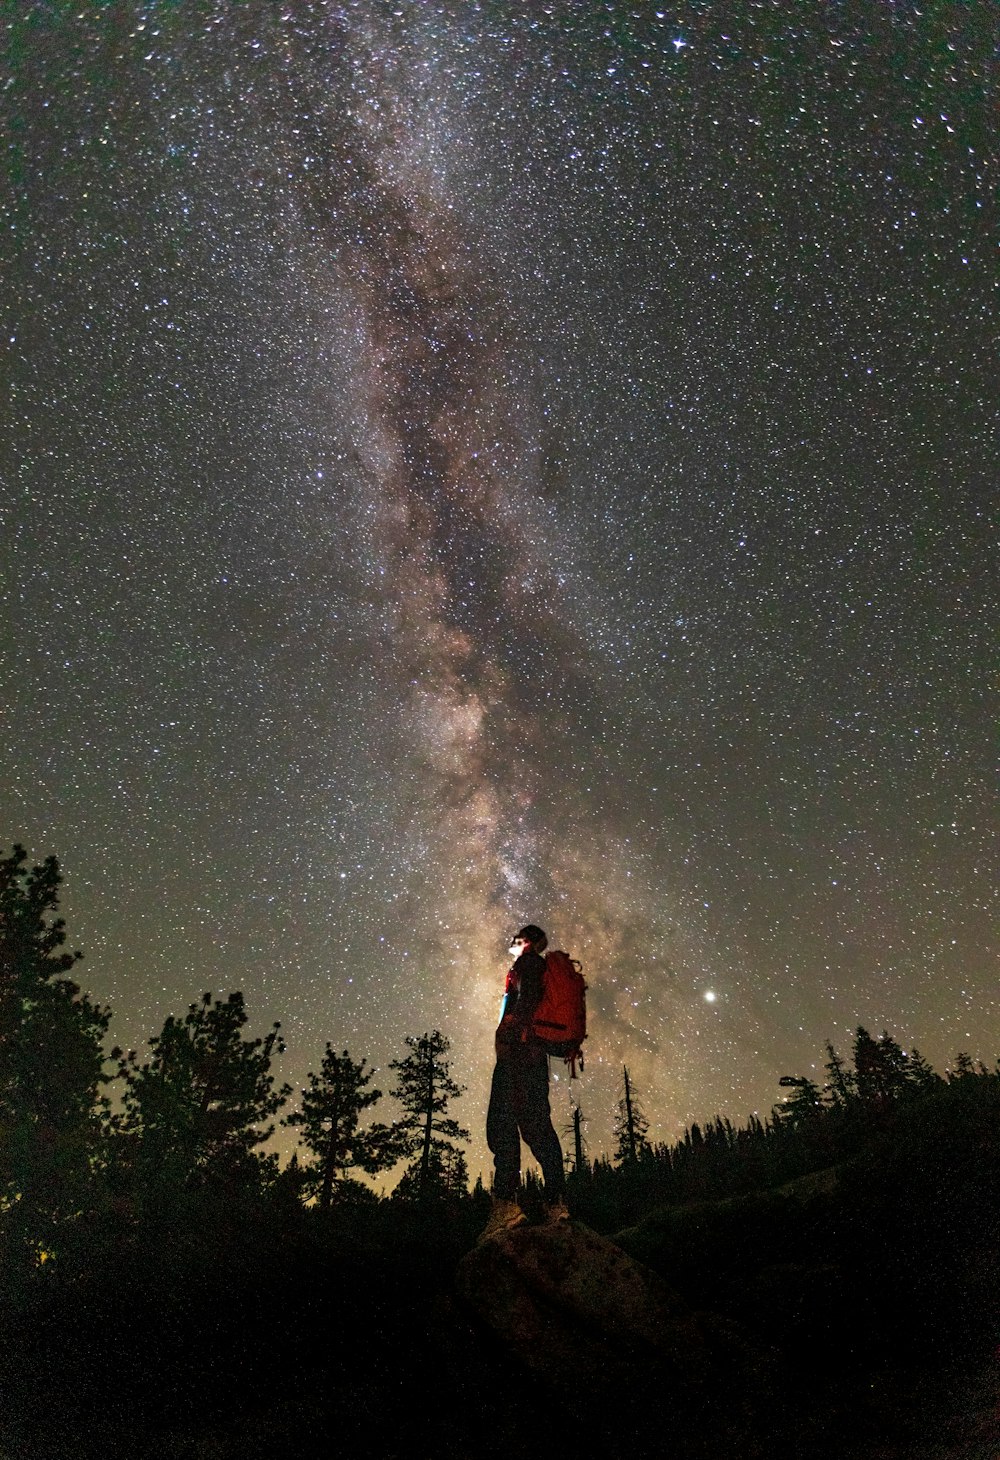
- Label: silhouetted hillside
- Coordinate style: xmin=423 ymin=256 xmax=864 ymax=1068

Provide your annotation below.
xmin=2 ymin=1073 xmax=998 ymax=1458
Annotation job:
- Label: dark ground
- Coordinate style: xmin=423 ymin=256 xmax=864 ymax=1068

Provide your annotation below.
xmin=3 ymin=1082 xmax=1000 ymax=1458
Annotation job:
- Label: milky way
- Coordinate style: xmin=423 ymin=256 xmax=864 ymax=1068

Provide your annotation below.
xmin=4 ymin=2 xmax=995 ymax=1177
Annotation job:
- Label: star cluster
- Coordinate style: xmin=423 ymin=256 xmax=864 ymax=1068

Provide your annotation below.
xmin=3 ymin=1 xmax=995 ymax=1176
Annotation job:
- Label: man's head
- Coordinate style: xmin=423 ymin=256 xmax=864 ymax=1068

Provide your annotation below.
xmin=509 ymin=924 xmax=548 ymax=957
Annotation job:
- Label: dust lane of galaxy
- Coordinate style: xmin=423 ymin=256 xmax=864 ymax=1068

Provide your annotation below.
xmin=3 ymin=2 xmax=995 ymax=1177
xmin=283 ymin=8 xmax=717 ymax=1104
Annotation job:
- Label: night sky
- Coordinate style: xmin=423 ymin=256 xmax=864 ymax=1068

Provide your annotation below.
xmin=4 ymin=1 xmax=996 ymax=1181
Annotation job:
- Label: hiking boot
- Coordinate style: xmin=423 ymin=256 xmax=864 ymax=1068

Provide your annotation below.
xmin=478 ymin=1197 xmax=527 ymax=1243
xmin=542 ymin=1198 xmax=570 ymax=1224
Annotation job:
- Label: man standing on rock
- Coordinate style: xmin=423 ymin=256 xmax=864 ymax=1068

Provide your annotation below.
xmin=481 ymin=924 xmax=569 ymax=1240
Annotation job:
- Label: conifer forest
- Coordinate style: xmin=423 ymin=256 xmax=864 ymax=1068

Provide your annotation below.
xmin=2 ymin=845 xmax=998 ymax=1459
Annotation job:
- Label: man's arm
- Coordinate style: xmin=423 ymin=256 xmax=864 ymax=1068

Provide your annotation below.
xmin=508 ymin=949 xmax=546 ymax=1031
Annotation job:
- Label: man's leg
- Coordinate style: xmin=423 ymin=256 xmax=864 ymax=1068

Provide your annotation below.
xmin=486 ymin=1057 xmax=521 ymax=1201
xmin=517 ymin=1051 xmax=566 ymax=1201
xmin=481 ymin=1057 xmax=528 ymax=1241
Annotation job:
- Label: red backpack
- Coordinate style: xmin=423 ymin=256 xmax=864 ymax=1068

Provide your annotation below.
xmin=531 ymin=951 xmax=587 ymax=1076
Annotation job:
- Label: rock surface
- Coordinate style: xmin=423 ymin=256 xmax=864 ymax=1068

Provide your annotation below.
xmin=456 ymin=1219 xmax=748 ymax=1429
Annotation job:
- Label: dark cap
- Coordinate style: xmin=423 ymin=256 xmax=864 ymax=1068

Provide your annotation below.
xmin=513 ymin=924 xmax=548 ymax=952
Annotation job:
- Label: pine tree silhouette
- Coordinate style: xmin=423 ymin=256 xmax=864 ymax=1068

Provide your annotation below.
xmin=0 ymin=846 xmax=110 ymax=1268
xmin=388 ymin=1031 xmax=469 ymax=1201
xmin=116 ymin=991 xmax=289 ymax=1198
xmin=614 ymin=1065 xmax=651 ymax=1165
xmin=286 ymin=1045 xmax=399 ymax=1210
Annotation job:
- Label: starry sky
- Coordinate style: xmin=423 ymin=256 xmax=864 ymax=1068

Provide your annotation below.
xmin=4 ymin=1 xmax=996 ymax=1180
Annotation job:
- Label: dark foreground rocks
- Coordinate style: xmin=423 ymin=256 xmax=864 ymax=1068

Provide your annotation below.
xmin=457 ymin=1218 xmax=769 ymax=1455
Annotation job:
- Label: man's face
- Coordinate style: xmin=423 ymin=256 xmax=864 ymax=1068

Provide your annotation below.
xmin=509 ymin=936 xmax=529 ymax=958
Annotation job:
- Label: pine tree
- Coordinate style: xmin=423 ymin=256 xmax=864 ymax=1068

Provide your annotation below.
xmin=286 ymin=1045 xmax=398 ymax=1210
xmin=774 ymin=1075 xmax=824 ymax=1126
xmin=949 ymin=1051 xmax=977 ymax=1081
xmin=117 ymin=991 xmax=290 ymax=1197
xmin=823 ymin=1041 xmax=856 ymax=1106
xmin=0 ymin=846 xmax=111 ymax=1259
xmin=392 ymin=1144 xmax=469 ymax=1203
xmin=613 ymin=1065 xmax=650 ymax=1165
xmin=388 ymin=1031 xmax=469 ymax=1201
xmin=854 ymin=1026 xmax=909 ymax=1109
xmin=904 ymin=1048 xmax=942 ymax=1093
xmin=877 ymin=1030 xmax=911 ymax=1085
xmin=564 ymin=1102 xmax=587 ymax=1176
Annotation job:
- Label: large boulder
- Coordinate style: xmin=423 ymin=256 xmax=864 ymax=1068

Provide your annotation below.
xmin=456 ymin=1219 xmax=760 ymax=1440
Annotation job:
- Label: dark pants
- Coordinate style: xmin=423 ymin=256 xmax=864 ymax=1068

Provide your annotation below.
xmin=487 ymin=1043 xmax=565 ymax=1201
